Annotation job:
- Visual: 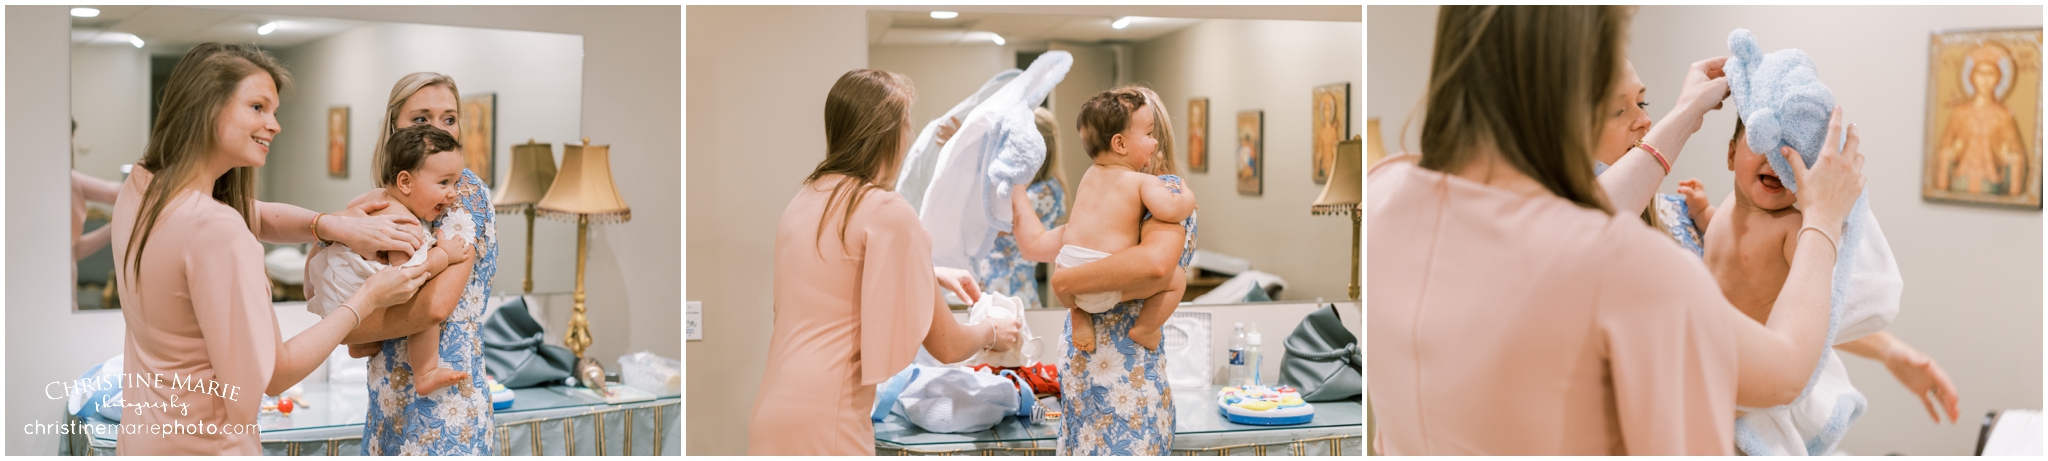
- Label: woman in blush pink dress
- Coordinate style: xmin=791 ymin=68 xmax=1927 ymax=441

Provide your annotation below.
xmin=746 ymin=69 xmax=1023 ymax=455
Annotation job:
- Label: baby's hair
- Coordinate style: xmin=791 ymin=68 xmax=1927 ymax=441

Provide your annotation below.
xmin=379 ymin=124 xmax=462 ymax=186
xmin=1076 ymin=87 xmax=1150 ymax=158
xmin=1733 ymin=116 xmax=1746 ymax=144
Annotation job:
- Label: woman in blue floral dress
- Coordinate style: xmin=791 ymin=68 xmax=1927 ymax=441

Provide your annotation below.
xmin=977 ymin=108 xmax=1068 ymax=307
xmin=347 ymin=73 xmax=499 ymax=455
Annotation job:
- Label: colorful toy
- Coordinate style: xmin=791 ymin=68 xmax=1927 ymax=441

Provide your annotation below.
xmin=489 ymin=376 xmax=515 ymax=411
xmin=1216 ymin=384 xmax=1314 ymax=425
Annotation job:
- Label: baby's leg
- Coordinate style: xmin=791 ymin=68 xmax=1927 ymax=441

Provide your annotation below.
xmin=1070 ymin=307 xmax=1097 ymax=353
xmin=1127 ymin=269 xmax=1187 ymax=352
xmin=408 ymin=324 xmax=469 ymax=395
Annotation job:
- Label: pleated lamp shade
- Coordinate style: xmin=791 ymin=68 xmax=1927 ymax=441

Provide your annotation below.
xmin=536 ymin=138 xmax=631 ymax=224
xmin=1312 ymin=134 xmax=1363 ymax=216
xmin=493 ymin=139 xmax=558 ymax=214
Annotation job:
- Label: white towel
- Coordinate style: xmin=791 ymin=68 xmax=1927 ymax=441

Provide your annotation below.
xmin=1054 ymin=245 xmax=1122 ymax=314
xmin=1727 ymin=28 xmax=1905 ymax=456
xmin=897 ymin=69 xmax=1022 ymax=212
xmin=921 ymin=51 xmax=1073 ymax=271
xmin=966 ymin=292 xmax=1044 ymax=367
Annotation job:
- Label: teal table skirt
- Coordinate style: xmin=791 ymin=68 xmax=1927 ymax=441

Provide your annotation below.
xmin=63 ymin=383 xmax=678 ymax=456
xmin=873 ymin=387 xmax=1362 ymax=456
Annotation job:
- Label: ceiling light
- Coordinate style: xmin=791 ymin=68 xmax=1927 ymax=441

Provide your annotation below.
xmin=127 ymin=34 xmax=143 ymax=48
xmin=931 ymin=11 xmax=957 ymax=19
xmin=1112 ymin=17 xmax=1132 ymax=30
xmin=71 ymin=7 xmax=100 ymax=18
xmin=257 ymin=21 xmax=277 ymax=35
xmin=989 ymin=33 xmax=1005 ymax=46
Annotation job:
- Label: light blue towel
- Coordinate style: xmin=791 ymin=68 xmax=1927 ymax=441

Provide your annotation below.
xmin=1726 ymin=28 xmax=1903 ymax=456
xmin=920 ymin=51 xmax=1072 ymax=271
xmin=898 ymin=70 xmax=1022 ymax=212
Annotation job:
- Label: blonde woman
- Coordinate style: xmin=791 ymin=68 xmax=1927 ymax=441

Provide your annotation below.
xmin=110 ymin=43 xmax=432 ymax=455
xmin=323 ymin=72 xmax=500 ymax=455
xmin=748 ymin=69 xmax=1022 ymax=455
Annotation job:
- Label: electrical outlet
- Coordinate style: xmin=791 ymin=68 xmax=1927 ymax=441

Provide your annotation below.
xmin=687 ymin=301 xmax=702 ymax=341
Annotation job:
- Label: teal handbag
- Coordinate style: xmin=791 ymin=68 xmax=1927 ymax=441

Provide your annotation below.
xmin=1278 ymin=304 xmax=1361 ymax=402
xmin=481 ymin=297 xmax=580 ymax=388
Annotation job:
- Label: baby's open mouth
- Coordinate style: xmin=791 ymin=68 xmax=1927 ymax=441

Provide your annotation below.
xmin=1759 ymin=174 xmax=1785 ymax=192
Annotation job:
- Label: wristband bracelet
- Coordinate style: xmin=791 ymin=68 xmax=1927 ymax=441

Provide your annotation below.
xmin=336 ymin=303 xmax=363 ymax=330
xmin=312 ymin=213 xmax=335 ymax=246
xmin=1637 ymin=140 xmax=1671 ymax=175
xmin=1798 ymin=226 xmax=1839 ymax=254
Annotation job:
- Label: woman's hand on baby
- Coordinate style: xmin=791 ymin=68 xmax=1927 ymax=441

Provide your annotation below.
xmin=935 ymin=115 xmax=962 ymax=147
xmin=1674 ymin=56 xmax=1732 ymax=118
xmin=1883 ymin=342 xmax=1961 ymax=424
xmin=934 ymin=266 xmax=981 ymax=305
xmin=326 ymin=201 xmax=424 ymax=254
xmin=1787 ymin=106 xmax=1865 ymax=238
xmin=438 ymin=228 xmax=474 ymax=265
xmin=360 ymin=264 xmax=432 ymax=310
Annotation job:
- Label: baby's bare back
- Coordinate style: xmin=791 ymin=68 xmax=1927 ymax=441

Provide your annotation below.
xmin=1703 ymin=202 xmax=1804 ymax=324
xmin=1063 ymin=165 xmax=1152 ymax=253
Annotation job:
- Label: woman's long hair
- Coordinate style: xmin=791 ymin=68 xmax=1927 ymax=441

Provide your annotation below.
xmin=1135 ymin=86 xmax=1180 ymax=177
xmin=125 ymin=43 xmax=291 ymax=282
xmin=805 ymin=69 xmax=916 ymax=251
xmin=373 ymin=72 xmax=460 ymax=187
xmin=1417 ymin=5 xmax=1630 ymax=215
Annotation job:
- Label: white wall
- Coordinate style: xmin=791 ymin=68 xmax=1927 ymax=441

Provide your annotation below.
xmin=267 ymin=22 xmax=586 ymax=296
xmin=8 ymin=5 xmax=680 ymax=454
xmin=1134 ymin=18 xmax=1362 ymax=302
xmin=68 ymin=44 xmax=149 ymax=183
xmin=1367 ymin=5 xmax=2043 ymax=455
xmin=870 ymin=44 xmax=1015 ymax=134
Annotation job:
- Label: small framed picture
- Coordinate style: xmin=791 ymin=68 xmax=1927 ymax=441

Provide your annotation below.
xmin=327 ymin=106 xmax=348 ymax=177
xmin=460 ymin=93 xmax=497 ymax=187
xmin=1313 ymin=82 xmax=1350 ymax=184
xmin=1237 ymin=110 xmax=1263 ymax=195
xmin=1921 ymin=27 xmax=2042 ymax=209
xmin=1188 ymin=98 xmax=1209 ymax=173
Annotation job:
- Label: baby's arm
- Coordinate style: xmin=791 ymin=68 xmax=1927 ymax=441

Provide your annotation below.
xmin=1138 ymin=175 xmax=1196 ymax=223
xmin=1676 ymin=178 xmax=1716 ymax=232
xmin=1010 ymin=184 xmax=1065 ymax=263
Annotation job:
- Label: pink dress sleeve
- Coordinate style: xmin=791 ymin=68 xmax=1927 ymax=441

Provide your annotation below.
xmin=851 ymin=192 xmax=938 ymax=386
xmin=185 ymin=208 xmax=283 ymax=401
xmin=1595 ymin=224 xmax=1739 ymax=455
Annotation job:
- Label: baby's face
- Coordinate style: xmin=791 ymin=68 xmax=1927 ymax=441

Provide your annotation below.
xmin=1729 ymin=136 xmax=1798 ymax=211
xmin=1120 ymin=106 xmax=1159 ymax=168
xmin=400 ymin=150 xmax=464 ymax=221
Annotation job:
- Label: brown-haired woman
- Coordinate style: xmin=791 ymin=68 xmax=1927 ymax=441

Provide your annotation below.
xmin=109 ymin=43 xmax=432 ymax=455
xmin=747 ymin=69 xmax=1023 ymax=455
xmin=1366 ymin=6 xmax=1866 ymax=454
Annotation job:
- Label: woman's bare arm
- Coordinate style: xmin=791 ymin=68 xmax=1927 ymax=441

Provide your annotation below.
xmin=253 ymin=195 xmax=421 ymax=253
xmin=270 ymin=264 xmax=431 ymax=395
xmin=1047 ymin=218 xmax=1184 ymax=308
xmin=343 ymin=258 xmax=471 ymax=345
xmin=921 ymin=296 xmax=1018 ymax=363
xmin=1730 ymin=229 xmax=1838 ymax=407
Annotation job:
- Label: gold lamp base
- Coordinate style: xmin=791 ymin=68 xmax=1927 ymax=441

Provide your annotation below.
xmin=565 ymin=215 xmax=593 ymax=358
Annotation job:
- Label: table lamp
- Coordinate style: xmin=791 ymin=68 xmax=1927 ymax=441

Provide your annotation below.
xmin=1312 ymin=131 xmax=1364 ymax=299
xmin=536 ymin=137 xmax=632 ymax=359
xmin=492 ymin=139 xmax=558 ymax=293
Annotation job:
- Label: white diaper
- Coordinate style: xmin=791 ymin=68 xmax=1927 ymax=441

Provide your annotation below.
xmin=306 ymin=233 xmax=436 ymax=317
xmin=1055 ymin=245 xmax=1121 ymax=314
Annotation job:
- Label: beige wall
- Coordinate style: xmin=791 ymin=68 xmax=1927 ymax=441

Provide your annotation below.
xmin=1133 ymin=18 xmax=1362 ymax=301
xmin=870 ymin=43 xmax=1016 ymax=135
xmin=687 ymin=5 xmax=1358 ymax=455
xmin=7 ymin=5 xmax=679 ymax=454
xmin=1367 ymin=5 xmax=2042 ymax=455
xmin=265 ymin=22 xmax=586 ymax=296
xmin=68 ymin=44 xmax=149 ymax=183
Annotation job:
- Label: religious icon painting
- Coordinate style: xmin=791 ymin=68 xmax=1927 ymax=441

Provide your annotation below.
xmin=1922 ymin=27 xmax=2042 ymax=209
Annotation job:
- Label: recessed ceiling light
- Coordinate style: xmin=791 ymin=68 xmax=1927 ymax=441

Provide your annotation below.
xmin=127 ymin=34 xmax=143 ymax=48
xmin=931 ymin=11 xmax=958 ymax=19
xmin=71 ymin=7 xmax=100 ymax=18
xmin=257 ymin=21 xmax=277 ymax=35
xmin=1112 ymin=17 xmax=1132 ymax=30
xmin=989 ymin=32 xmax=1005 ymax=46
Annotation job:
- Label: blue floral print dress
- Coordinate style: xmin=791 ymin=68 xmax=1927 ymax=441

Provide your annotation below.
xmin=363 ymin=169 xmax=499 ymax=455
xmin=1058 ymin=175 xmax=1197 ymax=455
xmin=976 ymin=179 xmax=1066 ymax=307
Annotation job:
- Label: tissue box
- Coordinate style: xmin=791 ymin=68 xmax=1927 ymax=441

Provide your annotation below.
xmin=618 ymin=351 xmax=680 ymax=394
